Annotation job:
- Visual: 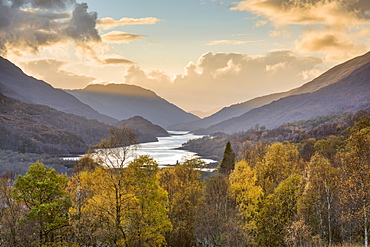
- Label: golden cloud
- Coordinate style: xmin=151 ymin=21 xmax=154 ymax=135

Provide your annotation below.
xmin=123 ymin=51 xmax=324 ymax=111
xmin=296 ymin=30 xmax=367 ymax=60
xmin=97 ymin=17 xmax=161 ymax=30
xmin=232 ymin=0 xmax=370 ymax=60
xmin=102 ymin=31 xmax=144 ymax=43
xmin=232 ymin=0 xmax=370 ymax=27
xmin=21 ymin=59 xmax=96 ymax=90
xmin=102 ymin=58 xmax=135 ymax=65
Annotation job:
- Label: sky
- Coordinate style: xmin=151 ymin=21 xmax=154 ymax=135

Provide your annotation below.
xmin=1 ymin=0 xmax=370 ymax=115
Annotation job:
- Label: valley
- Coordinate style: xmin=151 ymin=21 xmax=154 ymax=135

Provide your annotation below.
xmin=0 ymin=50 xmax=369 ymax=247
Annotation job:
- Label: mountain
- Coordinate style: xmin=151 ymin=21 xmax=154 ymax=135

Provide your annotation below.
xmin=0 ymin=57 xmax=117 ymax=124
xmin=117 ymin=116 xmax=169 ymax=143
xmin=171 ymin=51 xmax=370 ymax=132
xmin=117 ymin=116 xmax=169 ymax=137
xmin=0 ymin=93 xmax=111 ymax=154
xmin=189 ymin=108 xmax=221 ymax=118
xmin=201 ymin=52 xmax=370 ymax=134
xmin=169 ymin=91 xmax=288 ymax=131
xmin=67 ymin=84 xmax=200 ymax=128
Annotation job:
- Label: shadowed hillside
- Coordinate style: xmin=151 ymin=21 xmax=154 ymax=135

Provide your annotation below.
xmin=171 ymin=51 xmax=370 ymax=132
xmin=0 ymin=93 xmax=111 ymax=154
xmin=0 ymin=57 xmax=117 ymax=124
xmin=67 ymin=84 xmax=200 ymax=128
xmin=202 ymin=57 xmax=370 ymax=133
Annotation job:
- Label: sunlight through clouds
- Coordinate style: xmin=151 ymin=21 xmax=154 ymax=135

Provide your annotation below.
xmin=232 ymin=0 xmax=370 ymax=60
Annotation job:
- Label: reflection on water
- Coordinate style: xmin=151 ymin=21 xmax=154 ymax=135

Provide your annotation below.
xmin=134 ymin=131 xmax=215 ymax=166
xmin=65 ymin=131 xmax=216 ymax=167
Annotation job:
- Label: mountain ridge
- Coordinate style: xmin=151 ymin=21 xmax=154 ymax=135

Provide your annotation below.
xmin=201 ymin=57 xmax=370 ymax=134
xmin=171 ymin=51 xmax=370 ymax=132
xmin=0 ymin=57 xmax=117 ymax=125
xmin=67 ymin=84 xmax=200 ymax=128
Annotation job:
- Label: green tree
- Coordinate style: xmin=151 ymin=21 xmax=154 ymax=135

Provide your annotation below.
xmin=219 ymin=141 xmax=236 ymax=175
xmin=12 ymin=162 xmax=71 ymax=246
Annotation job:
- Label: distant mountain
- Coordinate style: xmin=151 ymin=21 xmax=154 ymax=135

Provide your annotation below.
xmin=171 ymin=51 xmax=370 ymax=132
xmin=169 ymin=91 xmax=288 ymax=131
xmin=189 ymin=108 xmax=221 ymax=118
xmin=67 ymin=84 xmax=200 ymax=128
xmin=0 ymin=93 xmax=111 ymax=154
xmin=201 ymin=52 xmax=370 ymax=134
xmin=0 ymin=57 xmax=117 ymax=124
xmin=117 ymin=116 xmax=169 ymax=143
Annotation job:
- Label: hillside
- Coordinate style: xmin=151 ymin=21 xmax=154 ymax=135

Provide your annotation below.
xmin=0 ymin=93 xmax=110 ymax=154
xmin=0 ymin=57 xmax=117 ymax=124
xmin=202 ymin=57 xmax=370 ymax=134
xmin=169 ymin=91 xmax=288 ymax=131
xmin=171 ymin=51 xmax=370 ymax=131
xmin=117 ymin=116 xmax=169 ymax=137
xmin=67 ymin=84 xmax=200 ymax=128
xmin=183 ymin=108 xmax=370 ymax=161
xmin=117 ymin=116 xmax=169 ymax=143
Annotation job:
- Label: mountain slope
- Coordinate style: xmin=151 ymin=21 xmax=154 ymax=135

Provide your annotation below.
xmin=117 ymin=116 xmax=169 ymax=137
xmin=169 ymin=91 xmax=288 ymax=131
xmin=172 ymin=51 xmax=370 ymax=131
xmin=116 ymin=116 xmax=169 ymax=143
xmin=67 ymin=84 xmax=200 ymax=128
xmin=0 ymin=57 xmax=117 ymax=124
xmin=202 ymin=59 xmax=370 ymax=134
xmin=0 ymin=93 xmax=111 ymax=154
xmin=287 ymin=51 xmax=370 ymax=96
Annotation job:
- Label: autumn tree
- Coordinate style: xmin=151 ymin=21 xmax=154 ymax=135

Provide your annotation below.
xmin=255 ymin=174 xmax=302 ymax=247
xmin=12 ymin=162 xmax=71 ymax=246
xmin=338 ymin=119 xmax=370 ymax=246
xmin=158 ymin=158 xmax=203 ymax=246
xmin=298 ymin=154 xmax=340 ymax=245
xmin=125 ymin=156 xmax=171 ymax=246
xmin=0 ymin=174 xmax=29 ymax=246
xmin=229 ymin=160 xmax=263 ymax=243
xmin=68 ymin=157 xmax=172 ymax=247
xmin=68 ymin=127 xmax=138 ymax=245
xmin=256 ymin=142 xmax=301 ymax=195
xmin=242 ymin=141 xmax=269 ymax=167
xmin=196 ymin=173 xmax=246 ymax=246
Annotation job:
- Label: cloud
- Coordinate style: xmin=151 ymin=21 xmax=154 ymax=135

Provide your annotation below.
xmin=102 ymin=58 xmax=135 ymax=65
xmin=232 ymin=0 xmax=370 ymax=60
xmin=232 ymin=0 xmax=370 ymax=27
xmin=207 ymin=40 xmax=263 ymax=45
xmin=102 ymin=31 xmax=144 ymax=43
xmin=296 ymin=29 xmax=367 ymax=60
xmin=65 ymin=3 xmax=101 ymax=44
xmin=124 ymin=50 xmax=323 ymax=111
xmin=255 ymin=20 xmax=267 ymax=27
xmin=0 ymin=0 xmax=102 ymax=56
xmin=0 ymin=0 xmax=159 ymax=63
xmin=21 ymin=59 xmax=96 ymax=89
xmin=97 ymin=17 xmax=161 ymax=30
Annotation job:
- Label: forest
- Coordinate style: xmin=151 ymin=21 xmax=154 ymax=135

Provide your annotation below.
xmin=0 ymin=113 xmax=369 ymax=246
